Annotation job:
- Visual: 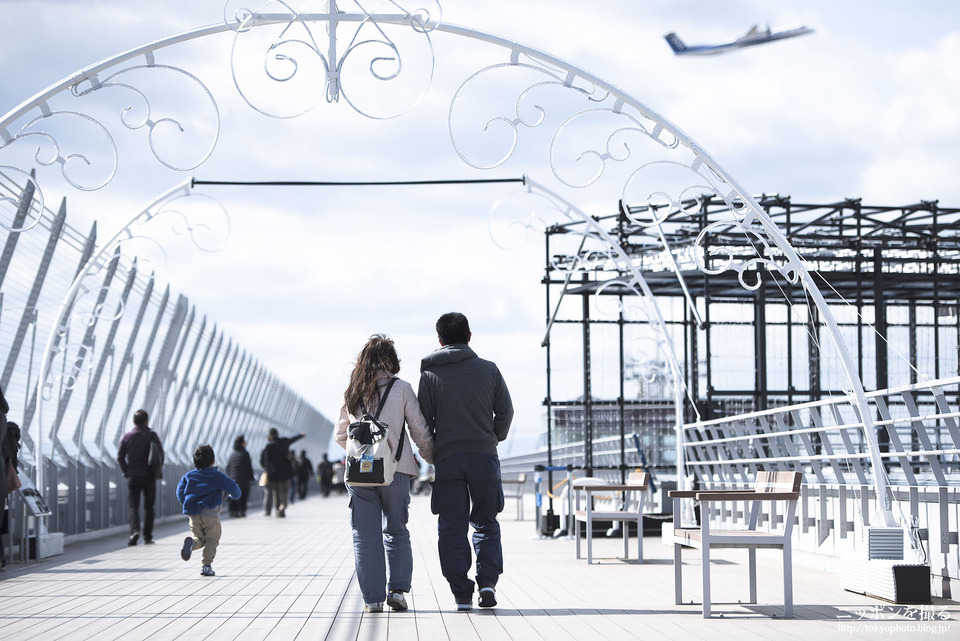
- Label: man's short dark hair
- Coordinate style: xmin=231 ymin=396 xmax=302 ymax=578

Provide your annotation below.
xmin=436 ymin=312 xmax=470 ymax=345
xmin=193 ymin=444 xmax=215 ymax=469
xmin=133 ymin=410 xmax=148 ymax=427
xmin=268 ymin=427 xmax=278 ymax=440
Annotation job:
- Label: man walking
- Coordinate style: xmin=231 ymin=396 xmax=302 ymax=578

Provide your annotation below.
xmin=259 ymin=428 xmax=305 ymax=517
xmin=297 ymin=450 xmax=314 ymax=499
xmin=317 ymin=453 xmax=334 ymax=497
xmin=418 ymin=312 xmax=514 ymax=611
xmin=117 ymin=409 xmax=164 ymax=546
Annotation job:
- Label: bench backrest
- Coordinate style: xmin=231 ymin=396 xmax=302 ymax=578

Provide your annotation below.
xmin=755 ymin=471 xmax=802 ymax=495
xmin=627 ymin=471 xmax=648 ymax=487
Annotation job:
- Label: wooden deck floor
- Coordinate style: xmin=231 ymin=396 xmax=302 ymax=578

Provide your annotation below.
xmin=0 ymin=493 xmax=956 ymax=640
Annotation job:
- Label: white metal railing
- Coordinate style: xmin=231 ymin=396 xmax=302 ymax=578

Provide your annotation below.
xmin=683 ymin=376 xmax=960 ymax=490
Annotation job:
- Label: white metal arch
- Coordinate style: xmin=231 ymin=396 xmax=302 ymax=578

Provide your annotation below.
xmin=0 ymin=2 xmax=894 ymax=525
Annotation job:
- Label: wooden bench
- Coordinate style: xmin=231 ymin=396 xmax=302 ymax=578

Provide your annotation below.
xmin=573 ymin=472 xmax=648 ymax=564
xmin=501 ymin=473 xmax=527 ymax=520
xmin=669 ymin=470 xmax=802 ymax=618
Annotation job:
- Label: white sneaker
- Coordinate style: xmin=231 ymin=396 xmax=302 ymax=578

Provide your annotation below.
xmin=364 ymin=602 xmax=383 ymax=613
xmin=387 ymin=591 xmax=408 ymax=611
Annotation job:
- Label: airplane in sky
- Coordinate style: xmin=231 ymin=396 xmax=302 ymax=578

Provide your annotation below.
xmin=664 ymin=24 xmax=814 ymax=56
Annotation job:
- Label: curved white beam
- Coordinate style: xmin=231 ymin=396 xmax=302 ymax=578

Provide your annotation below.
xmin=3 ymin=8 xmax=893 ymax=522
xmin=522 ymin=175 xmax=691 ymax=485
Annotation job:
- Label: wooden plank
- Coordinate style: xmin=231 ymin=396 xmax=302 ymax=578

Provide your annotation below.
xmin=407 ymin=534 xmax=453 ymax=641
xmin=141 ymin=615 xmax=206 ymax=640
xmin=0 ymin=493 xmax=955 ymax=641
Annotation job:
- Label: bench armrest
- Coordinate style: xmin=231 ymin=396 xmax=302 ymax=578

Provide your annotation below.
xmin=696 ymin=491 xmax=799 ymax=502
xmin=670 ymin=489 xmax=753 ymax=498
xmin=584 ymin=483 xmax=647 ymax=492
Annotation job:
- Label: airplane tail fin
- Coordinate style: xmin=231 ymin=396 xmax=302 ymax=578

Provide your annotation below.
xmin=664 ymin=32 xmax=687 ymax=53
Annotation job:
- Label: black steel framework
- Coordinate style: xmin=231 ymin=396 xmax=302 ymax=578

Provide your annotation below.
xmin=543 ymin=195 xmax=960 ymax=477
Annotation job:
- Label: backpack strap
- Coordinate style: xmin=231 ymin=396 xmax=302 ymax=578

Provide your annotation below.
xmin=394 ymin=423 xmax=406 ymax=463
xmin=373 ymin=378 xmax=406 ymax=463
xmin=356 ymin=378 xmax=406 ymax=464
xmin=372 ymin=378 xmax=397 ymax=420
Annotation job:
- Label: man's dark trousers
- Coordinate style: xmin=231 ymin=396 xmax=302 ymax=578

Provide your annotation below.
xmin=431 ymin=452 xmax=504 ymax=600
xmin=127 ymin=475 xmax=156 ymax=541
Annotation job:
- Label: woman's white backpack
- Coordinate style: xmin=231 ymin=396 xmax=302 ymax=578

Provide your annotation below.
xmin=345 ymin=378 xmax=405 ymax=486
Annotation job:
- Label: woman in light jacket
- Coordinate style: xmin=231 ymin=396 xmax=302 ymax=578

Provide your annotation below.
xmin=335 ymin=334 xmax=434 ymax=614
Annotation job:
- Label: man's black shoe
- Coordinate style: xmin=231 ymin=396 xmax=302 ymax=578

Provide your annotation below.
xmin=478 ymin=587 xmax=497 ymax=608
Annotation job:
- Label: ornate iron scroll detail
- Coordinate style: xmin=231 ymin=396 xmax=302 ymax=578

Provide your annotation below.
xmin=620 ymin=160 xmax=803 ymax=291
xmin=448 ymin=58 xmax=678 ymax=175
xmin=0 ymin=61 xmax=219 ymax=219
xmin=226 ymin=0 xmax=439 ymax=119
xmin=71 ymin=64 xmax=220 ymax=172
xmin=2 ymin=111 xmax=117 ymax=192
xmin=0 ymin=64 xmax=220 ymax=193
xmin=450 ymin=53 xmax=808 ymax=294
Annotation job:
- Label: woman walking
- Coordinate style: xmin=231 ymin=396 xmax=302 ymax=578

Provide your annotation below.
xmin=226 ymin=435 xmax=255 ymax=517
xmin=335 ymin=334 xmax=434 ymax=613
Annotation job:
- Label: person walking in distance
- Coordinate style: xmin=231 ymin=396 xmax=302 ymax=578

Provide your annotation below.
xmin=317 ymin=453 xmax=334 ymax=498
xmin=226 ymin=435 xmax=255 ymax=517
xmin=297 ymin=450 xmax=314 ymax=500
xmin=0 ymin=386 xmax=16 ymax=569
xmin=259 ymin=428 xmax=304 ymax=517
xmin=117 ymin=409 xmax=164 ymax=546
xmin=287 ymin=451 xmax=299 ymax=505
xmin=418 ymin=313 xmax=514 ymax=611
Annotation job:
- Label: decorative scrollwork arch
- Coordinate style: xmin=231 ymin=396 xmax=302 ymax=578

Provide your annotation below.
xmin=1 ymin=2 xmax=895 ymax=523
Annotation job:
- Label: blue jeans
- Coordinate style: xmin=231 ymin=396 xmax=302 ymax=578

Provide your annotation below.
xmin=431 ymin=453 xmax=504 ymax=599
xmin=348 ymin=473 xmax=413 ymax=604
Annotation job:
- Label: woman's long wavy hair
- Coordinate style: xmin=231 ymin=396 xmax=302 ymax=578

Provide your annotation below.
xmin=344 ymin=334 xmax=400 ymax=416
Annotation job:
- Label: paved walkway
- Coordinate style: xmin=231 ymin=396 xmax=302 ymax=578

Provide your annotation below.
xmin=0 ymin=493 xmax=956 ymax=640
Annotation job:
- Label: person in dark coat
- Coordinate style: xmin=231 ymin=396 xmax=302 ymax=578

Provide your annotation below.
xmin=226 ymin=435 xmax=255 ymax=517
xmin=288 ymin=451 xmax=299 ymax=505
xmin=317 ymin=453 xmax=334 ymax=498
xmin=418 ymin=312 xmax=513 ymax=611
xmin=259 ymin=428 xmax=304 ymax=517
xmin=0 ymin=386 xmax=12 ymax=570
xmin=117 ymin=409 xmax=164 ymax=546
xmin=297 ymin=450 xmax=314 ymax=499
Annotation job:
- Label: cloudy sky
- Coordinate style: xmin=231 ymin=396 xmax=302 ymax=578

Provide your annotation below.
xmin=1 ymin=0 xmax=958 ymax=454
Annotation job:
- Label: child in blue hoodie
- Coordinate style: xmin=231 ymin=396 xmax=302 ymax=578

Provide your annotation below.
xmin=176 ymin=444 xmax=241 ymax=576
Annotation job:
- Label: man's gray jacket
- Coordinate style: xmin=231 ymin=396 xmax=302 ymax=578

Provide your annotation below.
xmin=418 ymin=344 xmax=514 ymax=463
